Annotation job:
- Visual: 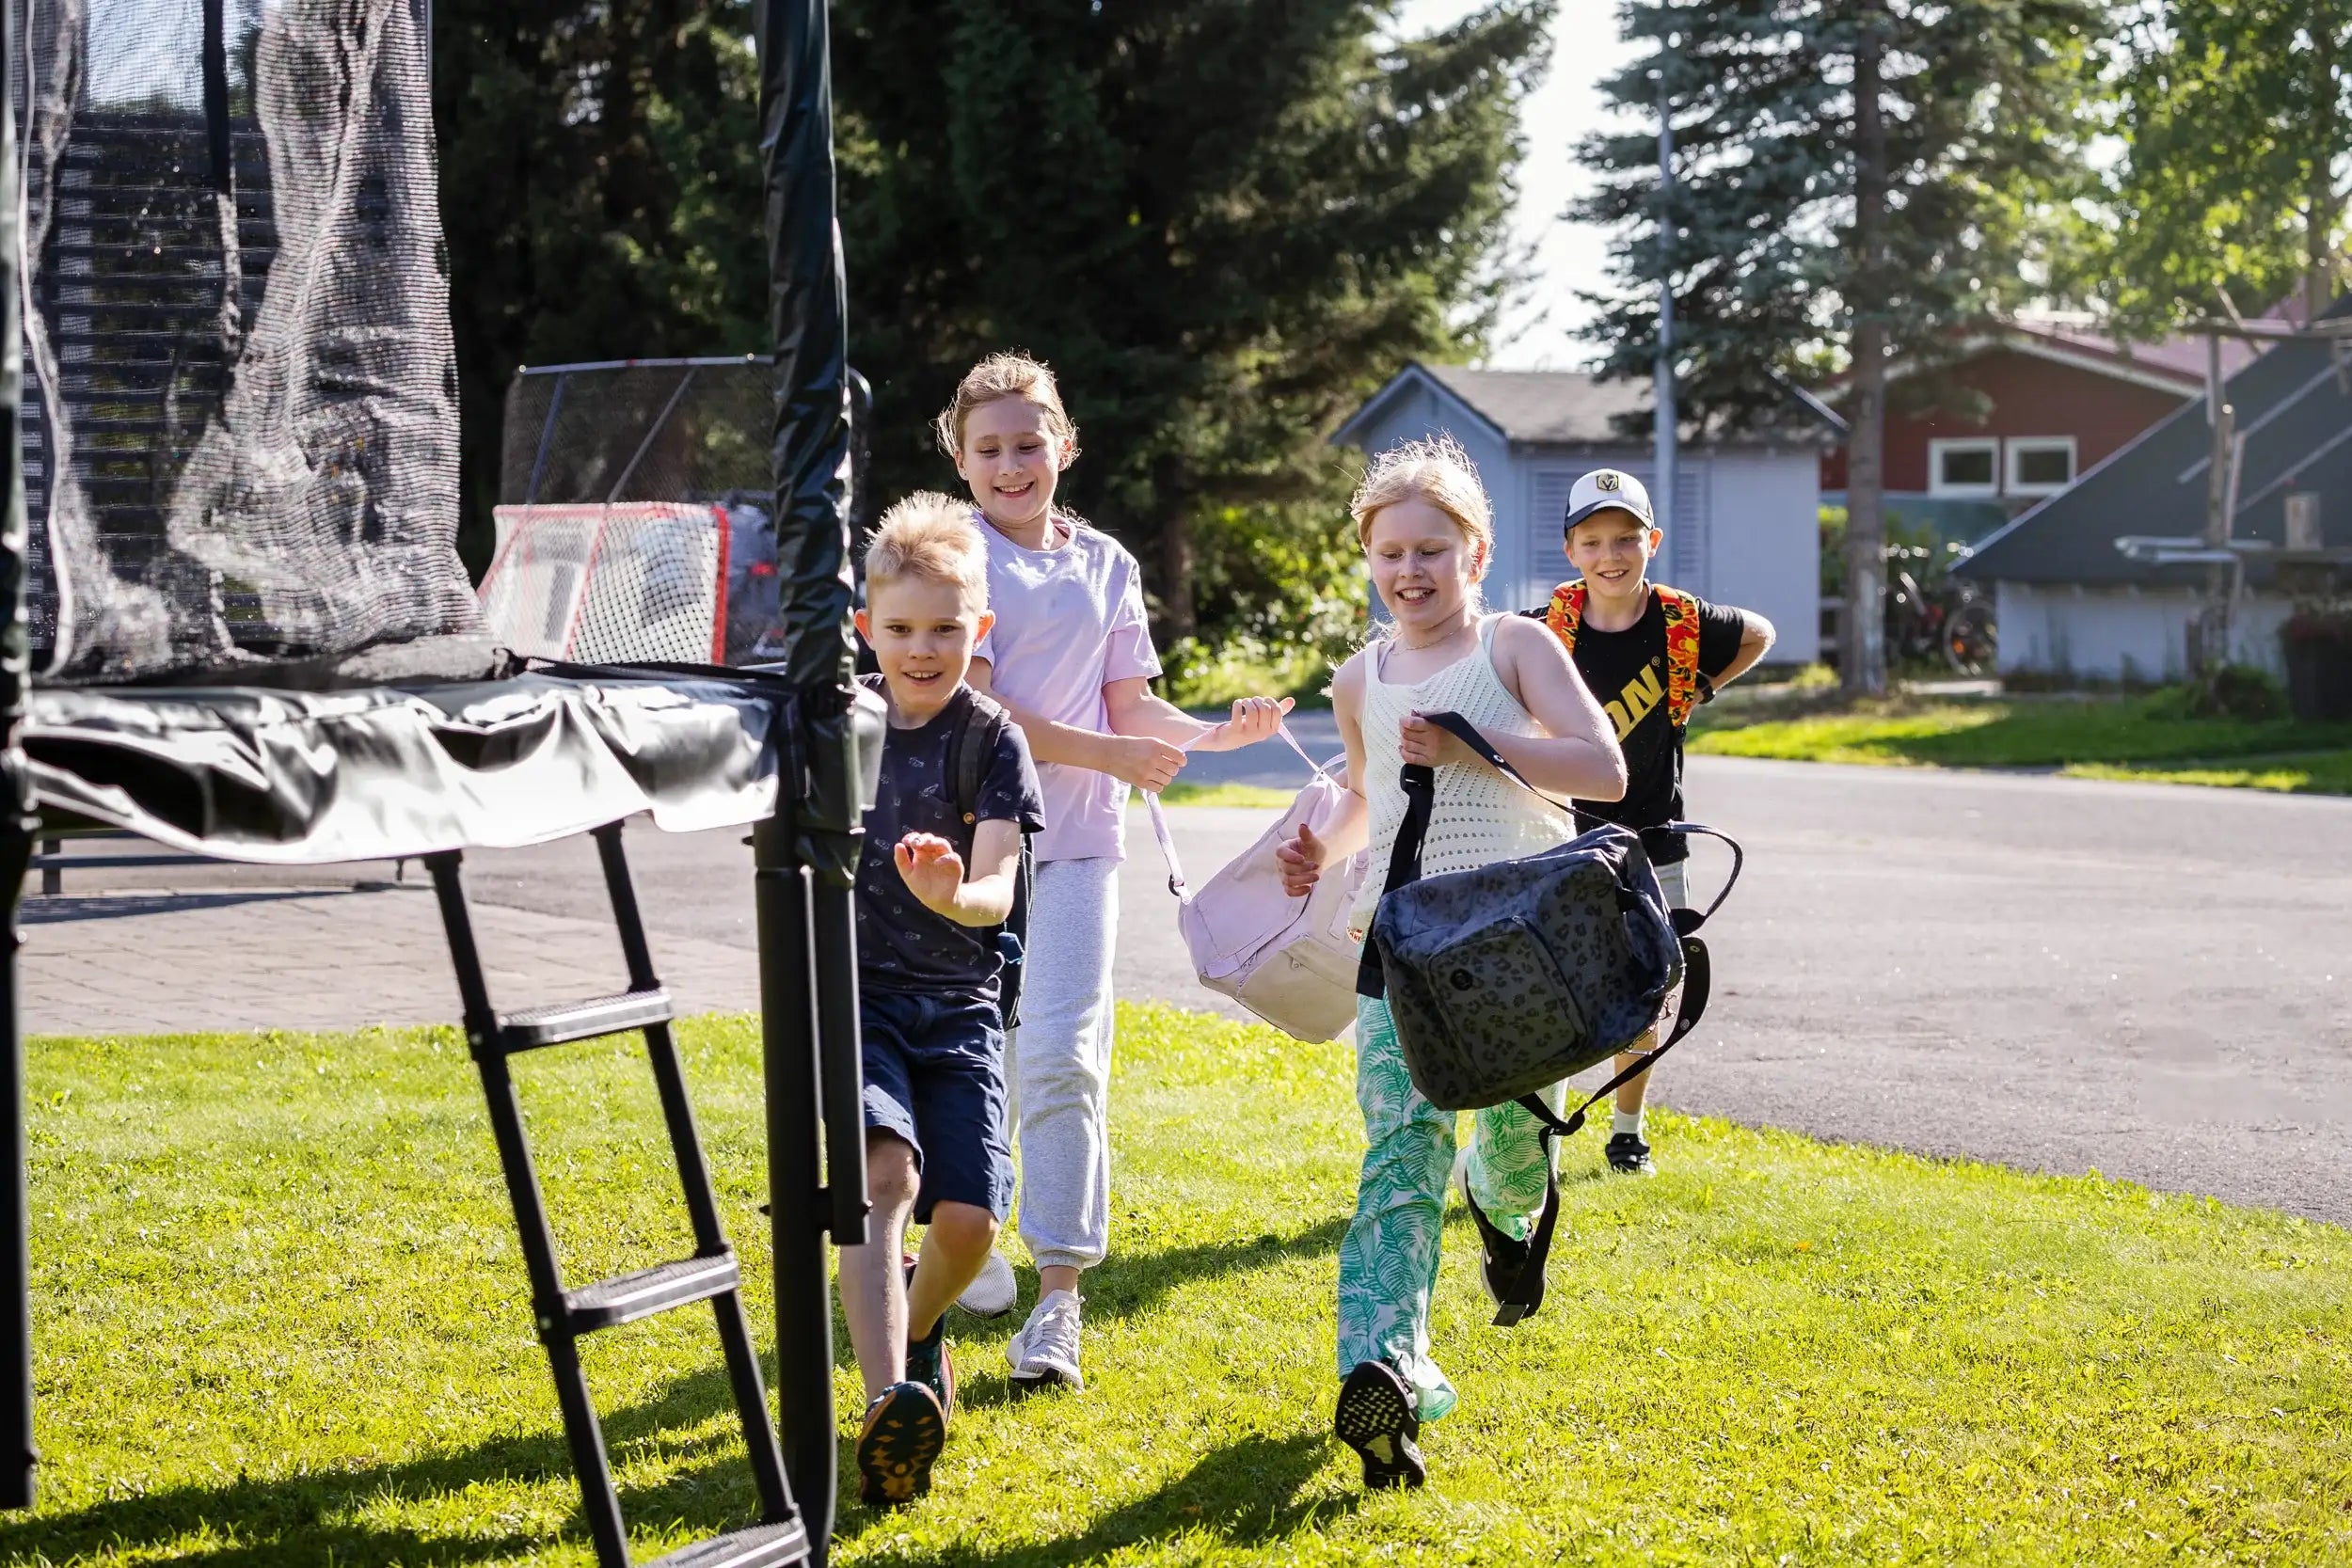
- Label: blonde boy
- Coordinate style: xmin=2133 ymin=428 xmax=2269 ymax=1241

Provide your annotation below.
xmin=842 ymin=494 xmax=1044 ymax=1506
xmin=1531 ymin=469 xmax=1773 ymax=1174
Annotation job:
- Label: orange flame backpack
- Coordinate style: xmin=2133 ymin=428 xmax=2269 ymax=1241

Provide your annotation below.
xmin=1543 ymin=581 xmax=1705 ymax=726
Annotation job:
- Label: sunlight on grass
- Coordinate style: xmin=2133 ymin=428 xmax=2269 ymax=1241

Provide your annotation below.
xmin=7 ymin=1006 xmax=2346 ymax=1565
xmin=2064 ymin=753 xmax=2352 ymax=794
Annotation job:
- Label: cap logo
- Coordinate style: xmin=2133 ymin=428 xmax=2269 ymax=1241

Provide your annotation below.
xmin=1596 ymin=472 xmax=1621 ymax=491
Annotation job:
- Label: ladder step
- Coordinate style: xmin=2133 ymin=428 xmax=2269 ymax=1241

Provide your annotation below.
xmin=560 ymin=1253 xmax=739 ymax=1335
xmin=495 ymin=988 xmax=673 ymax=1053
xmin=644 ymin=1521 xmax=810 ymax=1568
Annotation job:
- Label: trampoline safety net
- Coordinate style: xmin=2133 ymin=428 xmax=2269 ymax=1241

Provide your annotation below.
xmin=14 ymin=0 xmax=479 ymax=684
xmin=495 ymin=358 xmax=789 ymax=663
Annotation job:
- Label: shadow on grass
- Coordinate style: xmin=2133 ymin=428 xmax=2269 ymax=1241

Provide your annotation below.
xmin=835 ymin=1431 xmax=1351 ymax=1566
xmin=0 ymin=1365 xmax=775 ymax=1567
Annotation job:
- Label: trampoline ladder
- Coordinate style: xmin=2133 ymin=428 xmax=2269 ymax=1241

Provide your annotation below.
xmin=425 ymin=822 xmax=808 ymax=1568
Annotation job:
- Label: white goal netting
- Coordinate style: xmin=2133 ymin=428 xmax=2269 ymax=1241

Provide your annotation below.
xmin=478 ymin=503 xmax=728 ymax=664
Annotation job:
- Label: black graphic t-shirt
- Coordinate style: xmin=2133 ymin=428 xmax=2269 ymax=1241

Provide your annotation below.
xmin=854 ymin=686 xmax=1046 ymax=999
xmin=1527 ymin=589 xmax=1746 ymax=863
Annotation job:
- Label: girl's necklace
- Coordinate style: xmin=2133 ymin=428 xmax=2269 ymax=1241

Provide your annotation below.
xmin=1398 ymin=619 xmax=1475 ymax=652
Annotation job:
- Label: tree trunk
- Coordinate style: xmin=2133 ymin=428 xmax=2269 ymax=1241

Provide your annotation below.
xmin=1157 ymin=505 xmax=1199 ymax=643
xmin=1842 ymin=3 xmax=1890 ymax=697
xmin=2312 ymin=17 xmax=2341 ymax=325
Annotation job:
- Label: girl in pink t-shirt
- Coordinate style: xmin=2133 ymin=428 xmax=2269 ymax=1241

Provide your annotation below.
xmin=938 ymin=352 xmax=1292 ymax=1392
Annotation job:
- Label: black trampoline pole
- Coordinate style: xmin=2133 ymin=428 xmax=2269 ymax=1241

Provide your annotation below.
xmin=0 ymin=0 xmax=36 ymax=1513
xmin=758 ymin=1 xmax=862 ymax=1559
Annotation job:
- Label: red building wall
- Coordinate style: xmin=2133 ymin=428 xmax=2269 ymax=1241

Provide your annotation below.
xmin=1820 ymin=347 xmax=2193 ymax=496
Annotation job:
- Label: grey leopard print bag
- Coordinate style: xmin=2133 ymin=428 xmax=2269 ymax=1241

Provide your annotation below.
xmin=1355 ymin=712 xmax=1742 ymax=1321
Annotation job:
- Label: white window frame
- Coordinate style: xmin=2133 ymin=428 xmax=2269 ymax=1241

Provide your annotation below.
xmin=2005 ymin=435 xmax=2077 ymax=498
xmin=1928 ymin=436 xmax=2001 ymax=499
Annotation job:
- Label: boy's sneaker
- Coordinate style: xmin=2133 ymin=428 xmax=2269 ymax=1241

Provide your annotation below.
xmin=854 ymin=1382 xmax=945 ymax=1508
xmin=1333 ymin=1359 xmax=1425 ymax=1490
xmin=905 ymin=1313 xmax=957 ymax=1423
xmin=1454 ymin=1148 xmax=1538 ymax=1320
xmin=1605 ymin=1131 xmax=1655 ymax=1176
xmin=957 ymin=1249 xmax=1019 ymax=1318
xmin=1005 ymin=1288 xmax=1084 ymax=1394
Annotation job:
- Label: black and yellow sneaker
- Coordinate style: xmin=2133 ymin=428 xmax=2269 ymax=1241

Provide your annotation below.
xmin=1605 ymin=1131 xmax=1655 ymax=1176
xmin=1333 ymin=1359 xmax=1426 ymax=1490
xmin=855 ymin=1382 xmax=945 ymax=1508
xmin=905 ymin=1310 xmax=957 ymax=1424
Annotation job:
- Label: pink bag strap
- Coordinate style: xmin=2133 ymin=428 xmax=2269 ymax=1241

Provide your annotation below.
xmin=1145 ymin=720 xmax=1332 ymax=902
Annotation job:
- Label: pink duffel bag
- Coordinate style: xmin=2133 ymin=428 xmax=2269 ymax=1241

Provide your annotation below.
xmin=1145 ymin=728 xmax=1369 ymax=1042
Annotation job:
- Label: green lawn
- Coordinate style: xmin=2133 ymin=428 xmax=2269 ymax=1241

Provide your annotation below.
xmin=8 ymin=1006 xmax=2347 ymax=1565
xmin=1144 ymin=782 xmax=1296 ymax=810
xmin=1690 ymin=690 xmax=2352 ymax=794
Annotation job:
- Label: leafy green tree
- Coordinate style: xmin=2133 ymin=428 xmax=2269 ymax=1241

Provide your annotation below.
xmin=2081 ymin=1 xmax=2349 ymax=331
xmin=1577 ymin=0 xmax=2099 ymax=693
xmin=435 ymin=2 xmax=768 ymax=569
xmin=832 ymin=0 xmax=1549 ymax=641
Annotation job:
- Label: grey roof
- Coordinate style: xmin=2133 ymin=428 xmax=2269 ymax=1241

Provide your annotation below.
xmin=1332 ymin=361 xmax=1824 ymax=451
xmin=1958 ymin=306 xmax=2352 ymax=587
xmin=1418 ymin=364 xmax=1651 ymax=444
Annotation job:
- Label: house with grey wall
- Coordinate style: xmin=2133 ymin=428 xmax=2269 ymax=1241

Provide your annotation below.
xmin=1956 ymin=316 xmax=2352 ymax=682
xmin=1333 ymin=363 xmax=1821 ymax=662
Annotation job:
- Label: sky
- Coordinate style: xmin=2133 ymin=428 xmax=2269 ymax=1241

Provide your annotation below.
xmin=1397 ymin=0 xmax=1645 ymax=370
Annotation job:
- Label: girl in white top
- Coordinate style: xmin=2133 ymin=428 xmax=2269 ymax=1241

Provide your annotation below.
xmin=1278 ymin=436 xmax=1626 ymax=1490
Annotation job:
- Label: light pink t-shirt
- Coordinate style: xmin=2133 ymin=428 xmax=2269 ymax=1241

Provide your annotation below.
xmin=972 ymin=514 xmax=1162 ymax=863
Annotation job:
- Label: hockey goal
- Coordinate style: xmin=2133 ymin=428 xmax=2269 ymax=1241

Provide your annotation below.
xmin=479 ymin=503 xmax=731 ymax=664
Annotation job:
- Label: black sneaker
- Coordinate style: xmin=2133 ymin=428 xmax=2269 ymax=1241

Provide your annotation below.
xmin=1605 ymin=1131 xmax=1655 ymax=1176
xmin=855 ymin=1382 xmax=945 ymax=1508
xmin=1334 ymin=1359 xmax=1426 ymax=1490
xmin=904 ymin=1259 xmax=958 ymax=1422
xmin=1454 ymin=1153 xmax=1540 ymax=1323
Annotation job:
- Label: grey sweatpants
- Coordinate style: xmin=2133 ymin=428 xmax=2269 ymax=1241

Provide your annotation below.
xmin=1008 ymin=855 xmax=1120 ymax=1274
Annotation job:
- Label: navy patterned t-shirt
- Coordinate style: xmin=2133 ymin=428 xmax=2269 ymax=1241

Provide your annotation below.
xmin=854 ymin=682 xmax=1045 ymax=1000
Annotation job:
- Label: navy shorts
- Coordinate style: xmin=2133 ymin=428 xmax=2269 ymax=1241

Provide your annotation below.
xmin=859 ymin=987 xmax=1014 ymax=1224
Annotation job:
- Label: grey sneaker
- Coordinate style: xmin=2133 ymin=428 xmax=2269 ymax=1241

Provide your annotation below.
xmin=957 ymin=1249 xmax=1018 ymax=1318
xmin=1005 ymin=1288 xmax=1084 ymax=1393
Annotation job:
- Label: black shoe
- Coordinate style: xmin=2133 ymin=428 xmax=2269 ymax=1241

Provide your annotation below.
xmin=1455 ymin=1154 xmax=1541 ymax=1323
xmin=904 ymin=1259 xmax=957 ymax=1422
xmin=1606 ymin=1131 xmax=1655 ymax=1176
xmin=1333 ymin=1360 xmax=1426 ymax=1490
xmin=855 ymin=1382 xmax=945 ymax=1508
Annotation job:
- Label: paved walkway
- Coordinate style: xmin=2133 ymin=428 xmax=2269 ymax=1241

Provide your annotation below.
xmin=19 ymin=757 xmax=2352 ymax=1226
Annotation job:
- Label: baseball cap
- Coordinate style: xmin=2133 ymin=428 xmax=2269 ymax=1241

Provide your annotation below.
xmin=1563 ymin=468 xmax=1655 ymax=533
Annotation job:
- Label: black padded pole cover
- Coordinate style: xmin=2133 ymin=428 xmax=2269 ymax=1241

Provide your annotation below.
xmin=0 ymin=0 xmax=36 ymax=1513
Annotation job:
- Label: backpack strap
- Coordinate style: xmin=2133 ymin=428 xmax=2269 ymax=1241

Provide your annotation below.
xmin=1544 ymin=580 xmax=1587 ymax=653
xmin=946 ymin=689 xmax=1013 ymax=828
xmin=1657 ymin=584 xmax=1704 ymax=726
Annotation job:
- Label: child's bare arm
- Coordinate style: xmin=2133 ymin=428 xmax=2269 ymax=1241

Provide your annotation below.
xmin=1710 ymin=610 xmax=1777 ymax=689
xmin=1433 ymin=616 xmax=1626 ymax=801
xmin=1103 ymin=679 xmax=1293 ymax=753
xmin=1277 ymin=656 xmax=1372 ymax=895
xmin=893 ymin=819 xmax=1024 ymax=927
xmin=967 ymin=659 xmax=1185 ymax=790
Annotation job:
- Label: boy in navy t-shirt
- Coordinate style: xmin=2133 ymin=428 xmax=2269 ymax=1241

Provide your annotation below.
xmin=1532 ymin=468 xmax=1774 ymax=1176
xmin=844 ymin=494 xmax=1044 ymax=1507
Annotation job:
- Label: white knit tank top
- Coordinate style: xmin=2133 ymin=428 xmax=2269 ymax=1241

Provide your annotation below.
xmin=1350 ymin=614 xmax=1575 ymax=934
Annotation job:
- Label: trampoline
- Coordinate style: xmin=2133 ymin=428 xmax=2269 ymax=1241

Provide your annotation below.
xmin=0 ymin=3 xmax=873 ymax=1564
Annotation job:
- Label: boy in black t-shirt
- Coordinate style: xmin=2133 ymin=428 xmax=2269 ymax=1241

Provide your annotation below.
xmin=1531 ymin=468 xmax=1773 ymax=1175
xmin=844 ymin=494 xmax=1046 ymax=1507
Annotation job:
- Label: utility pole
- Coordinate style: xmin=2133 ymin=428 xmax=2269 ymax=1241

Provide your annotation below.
xmin=1843 ymin=2 xmax=1891 ymax=696
xmin=1654 ymin=57 xmax=1677 ymax=564
xmin=2197 ymin=329 xmax=2235 ymax=677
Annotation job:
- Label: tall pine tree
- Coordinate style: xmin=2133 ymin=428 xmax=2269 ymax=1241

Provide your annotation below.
xmin=1577 ymin=0 xmax=2098 ymax=693
xmin=832 ymin=0 xmax=1550 ymax=641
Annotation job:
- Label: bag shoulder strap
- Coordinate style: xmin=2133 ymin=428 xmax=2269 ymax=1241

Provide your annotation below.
xmin=1656 ymin=584 xmax=1704 ymax=726
xmin=1544 ymin=580 xmax=1587 ymax=653
xmin=946 ymin=688 xmax=1015 ymax=829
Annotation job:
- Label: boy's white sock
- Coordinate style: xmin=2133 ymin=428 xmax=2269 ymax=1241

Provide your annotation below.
xmin=1613 ymin=1108 xmax=1645 ymax=1138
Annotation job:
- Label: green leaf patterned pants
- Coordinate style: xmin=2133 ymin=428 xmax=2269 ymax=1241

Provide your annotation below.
xmin=1336 ymin=993 xmax=1564 ymax=1421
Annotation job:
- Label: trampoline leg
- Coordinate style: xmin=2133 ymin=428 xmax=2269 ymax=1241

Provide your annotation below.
xmin=0 ymin=824 xmax=30 ymax=1510
xmin=755 ymin=813 xmax=834 ymax=1561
